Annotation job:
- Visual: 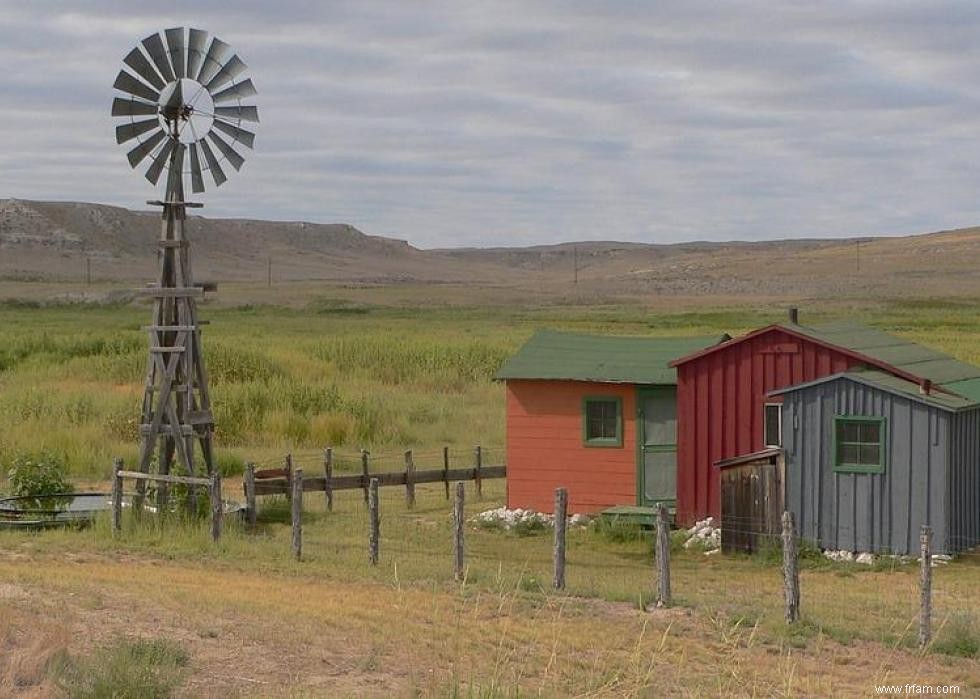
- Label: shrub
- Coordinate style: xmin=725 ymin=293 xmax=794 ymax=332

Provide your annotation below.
xmin=51 ymin=637 xmax=189 ymax=698
xmin=590 ymin=515 xmax=647 ymax=544
xmin=5 ymin=452 xmax=73 ymax=497
xmin=932 ymin=613 xmax=980 ymax=658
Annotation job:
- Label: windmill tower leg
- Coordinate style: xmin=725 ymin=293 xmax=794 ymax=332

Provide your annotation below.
xmin=136 ymin=135 xmax=215 ymax=510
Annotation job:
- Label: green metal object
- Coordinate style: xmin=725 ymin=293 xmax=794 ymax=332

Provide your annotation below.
xmin=600 ymin=504 xmax=674 ymax=528
xmin=495 ymin=329 xmax=725 ymax=384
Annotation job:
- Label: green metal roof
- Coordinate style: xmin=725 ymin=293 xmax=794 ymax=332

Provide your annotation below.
xmin=495 ymin=329 xmax=725 ymax=385
xmin=771 ymin=369 xmax=980 ymax=411
xmin=784 ymin=321 xmax=980 ymax=388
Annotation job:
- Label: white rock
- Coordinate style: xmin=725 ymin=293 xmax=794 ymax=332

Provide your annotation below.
xmin=855 ymin=552 xmax=875 ymax=565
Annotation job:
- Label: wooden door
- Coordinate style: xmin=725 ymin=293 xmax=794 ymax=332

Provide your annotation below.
xmin=638 ymin=387 xmax=677 ymax=506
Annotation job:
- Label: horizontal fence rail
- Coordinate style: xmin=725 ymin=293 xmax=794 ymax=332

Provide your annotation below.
xmin=252 ymin=465 xmax=506 ymax=496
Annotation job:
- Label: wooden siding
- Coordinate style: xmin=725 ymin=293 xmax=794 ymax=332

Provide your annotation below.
xmin=781 ymin=378 xmax=961 ymax=555
xmin=676 ymin=328 xmax=856 ymax=525
xmin=506 ymin=380 xmax=637 ymax=513
xmin=948 ymin=409 xmax=980 ymax=553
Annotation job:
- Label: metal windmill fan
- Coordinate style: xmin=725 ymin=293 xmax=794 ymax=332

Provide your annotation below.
xmin=112 ymin=27 xmax=259 ymax=192
xmin=110 ymin=27 xmax=259 ymax=506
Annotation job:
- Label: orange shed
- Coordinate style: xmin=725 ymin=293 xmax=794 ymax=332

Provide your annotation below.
xmin=495 ymin=330 xmax=725 ymax=514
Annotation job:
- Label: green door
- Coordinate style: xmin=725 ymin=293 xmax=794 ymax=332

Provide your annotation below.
xmin=637 ymin=387 xmax=677 ymax=506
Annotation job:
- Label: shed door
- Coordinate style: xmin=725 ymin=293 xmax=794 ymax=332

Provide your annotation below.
xmin=638 ymin=387 xmax=677 ymax=506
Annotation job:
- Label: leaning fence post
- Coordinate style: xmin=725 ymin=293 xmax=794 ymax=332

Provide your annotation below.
xmin=244 ymin=462 xmax=257 ymax=530
xmin=111 ymin=457 xmax=123 ymax=536
xmin=655 ymin=502 xmax=671 ymax=607
xmin=443 ymin=446 xmax=450 ymax=500
xmin=361 ymin=450 xmax=370 ymax=506
xmin=453 ymin=481 xmax=465 ymax=581
xmin=291 ymin=468 xmax=303 ymax=561
xmin=919 ymin=525 xmax=932 ymax=647
xmin=284 ymin=453 xmax=293 ymax=502
xmin=554 ymin=487 xmax=568 ymax=590
xmin=473 ymin=445 xmax=483 ymax=500
xmin=782 ymin=510 xmax=800 ymax=623
xmin=209 ymin=472 xmax=222 ymax=542
xmin=405 ymin=449 xmax=416 ymax=509
xmin=323 ymin=447 xmax=333 ymax=512
xmin=368 ymin=477 xmax=380 ymax=566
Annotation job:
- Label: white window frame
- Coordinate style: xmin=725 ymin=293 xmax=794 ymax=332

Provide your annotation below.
xmin=764 ymin=403 xmax=782 ymax=447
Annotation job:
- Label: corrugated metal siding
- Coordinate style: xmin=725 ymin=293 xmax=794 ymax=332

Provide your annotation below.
xmin=505 ymin=380 xmax=638 ymax=514
xmin=948 ymin=409 xmax=980 ymax=553
xmin=676 ymin=328 xmax=856 ymax=524
xmin=782 ymin=378 xmax=953 ymax=555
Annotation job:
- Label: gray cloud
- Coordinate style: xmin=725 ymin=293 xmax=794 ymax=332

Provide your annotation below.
xmin=1 ymin=1 xmax=979 ymax=247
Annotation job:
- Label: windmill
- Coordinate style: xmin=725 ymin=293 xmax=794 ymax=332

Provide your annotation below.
xmin=111 ymin=27 xmax=259 ymax=506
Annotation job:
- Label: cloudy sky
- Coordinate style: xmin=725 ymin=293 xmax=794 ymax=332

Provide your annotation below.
xmin=2 ymin=2 xmax=980 ymax=248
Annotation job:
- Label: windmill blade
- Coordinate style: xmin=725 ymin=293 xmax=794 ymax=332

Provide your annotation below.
xmin=213 ymin=105 xmax=259 ymax=123
xmin=207 ymin=130 xmax=245 ymax=170
xmin=186 ymin=28 xmax=208 ymax=80
xmin=165 ymin=142 xmax=186 ymax=194
xmin=126 ymin=128 xmax=167 ymax=168
xmin=141 ymin=31 xmax=176 ymax=83
xmin=196 ymin=37 xmax=231 ymax=85
xmin=165 ymin=27 xmax=186 ymax=79
xmin=123 ymin=47 xmax=165 ymax=89
xmin=198 ymin=138 xmax=227 ymax=187
xmin=188 ymin=142 xmax=206 ymax=193
xmin=113 ymin=70 xmax=160 ymax=103
xmin=111 ymin=97 xmax=158 ymax=117
xmin=116 ymin=118 xmax=161 ymax=144
xmin=145 ymin=137 xmax=176 ymax=184
xmin=212 ymin=119 xmax=255 ymax=148
xmin=204 ymin=54 xmax=247 ymax=93
xmin=211 ymin=78 xmax=257 ymax=104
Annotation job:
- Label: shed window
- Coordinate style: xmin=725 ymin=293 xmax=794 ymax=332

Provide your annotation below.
xmin=834 ymin=416 xmax=885 ymax=473
xmin=583 ymin=396 xmax=622 ymax=447
xmin=764 ymin=403 xmax=782 ymax=447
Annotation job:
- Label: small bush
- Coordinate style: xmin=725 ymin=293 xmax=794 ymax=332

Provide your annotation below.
xmin=932 ymin=613 xmax=980 ymax=658
xmin=51 ymin=636 xmax=189 ymax=698
xmin=5 ymin=452 xmax=73 ymax=497
xmin=591 ymin=516 xmax=647 ymax=544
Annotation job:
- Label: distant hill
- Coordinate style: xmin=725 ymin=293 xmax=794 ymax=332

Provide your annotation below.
xmin=3 ymin=198 xmax=980 ymax=299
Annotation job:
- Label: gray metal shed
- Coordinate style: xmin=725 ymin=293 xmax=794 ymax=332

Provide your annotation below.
xmin=772 ymin=369 xmax=980 ymax=555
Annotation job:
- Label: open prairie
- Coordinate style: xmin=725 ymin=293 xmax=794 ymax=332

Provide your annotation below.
xmin=1 ymin=282 xmax=979 ymax=696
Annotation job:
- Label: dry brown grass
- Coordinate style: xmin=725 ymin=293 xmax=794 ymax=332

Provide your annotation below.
xmin=0 ymin=599 xmax=69 ymax=697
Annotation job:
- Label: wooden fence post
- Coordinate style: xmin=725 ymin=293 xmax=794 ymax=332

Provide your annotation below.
xmin=554 ymin=487 xmax=567 ymax=590
xmin=368 ymin=477 xmax=380 ymax=566
xmin=210 ymin=473 xmax=222 ymax=542
xmin=284 ymin=453 xmax=293 ymax=502
xmin=111 ymin=457 xmax=123 ymax=536
xmin=782 ymin=510 xmax=800 ymax=623
xmin=405 ymin=449 xmax=416 ymax=509
xmin=655 ymin=502 xmax=671 ymax=607
xmin=919 ymin=525 xmax=932 ymax=647
xmin=323 ymin=447 xmax=333 ymax=512
xmin=473 ymin=445 xmax=483 ymax=500
xmin=453 ymin=481 xmax=465 ymax=581
xmin=244 ymin=462 xmax=257 ymax=530
xmin=291 ymin=468 xmax=303 ymax=561
xmin=443 ymin=446 xmax=450 ymax=500
xmin=361 ymin=450 xmax=370 ymax=506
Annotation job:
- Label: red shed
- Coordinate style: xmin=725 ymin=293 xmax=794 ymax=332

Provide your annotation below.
xmin=669 ymin=314 xmax=945 ymax=524
xmin=496 ymin=330 xmax=724 ymax=514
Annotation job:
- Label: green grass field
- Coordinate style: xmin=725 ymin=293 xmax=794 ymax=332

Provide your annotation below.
xmin=1 ymin=286 xmax=979 ymax=695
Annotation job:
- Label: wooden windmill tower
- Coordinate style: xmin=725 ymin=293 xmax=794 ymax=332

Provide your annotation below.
xmin=111 ymin=28 xmax=259 ymax=502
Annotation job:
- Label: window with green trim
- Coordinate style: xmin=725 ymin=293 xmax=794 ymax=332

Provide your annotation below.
xmin=583 ymin=396 xmax=622 ymax=447
xmin=834 ymin=416 xmax=885 ymax=473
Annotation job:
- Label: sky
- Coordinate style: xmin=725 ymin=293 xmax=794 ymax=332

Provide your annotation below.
xmin=2 ymin=2 xmax=980 ymax=248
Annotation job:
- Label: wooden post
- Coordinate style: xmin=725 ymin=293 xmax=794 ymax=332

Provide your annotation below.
xmin=111 ymin=457 xmax=123 ymax=536
xmin=323 ymin=447 xmax=333 ymax=512
xmin=405 ymin=449 xmax=416 ymax=509
xmin=244 ymin=462 xmax=257 ymax=530
xmin=361 ymin=450 xmax=370 ymax=506
xmin=473 ymin=445 xmax=483 ymax=500
xmin=782 ymin=510 xmax=800 ymax=623
xmin=443 ymin=446 xmax=450 ymax=500
xmin=368 ymin=477 xmax=380 ymax=566
xmin=453 ymin=481 xmax=465 ymax=582
xmin=209 ymin=472 xmax=222 ymax=542
xmin=655 ymin=502 xmax=671 ymax=607
xmin=284 ymin=453 xmax=293 ymax=502
xmin=553 ymin=488 xmax=567 ymax=590
xmin=919 ymin=525 xmax=932 ymax=647
xmin=291 ymin=468 xmax=303 ymax=561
